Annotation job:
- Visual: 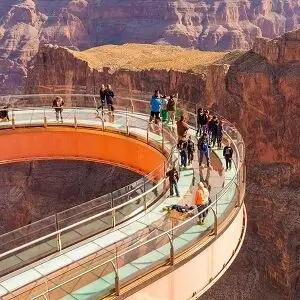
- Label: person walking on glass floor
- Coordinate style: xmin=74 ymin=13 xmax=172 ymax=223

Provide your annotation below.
xmin=166 ymin=166 xmax=180 ymax=197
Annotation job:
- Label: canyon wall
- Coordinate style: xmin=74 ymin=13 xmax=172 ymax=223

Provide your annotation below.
xmin=1 ymin=0 xmax=300 ymax=93
xmin=25 ymin=30 xmax=300 ymax=299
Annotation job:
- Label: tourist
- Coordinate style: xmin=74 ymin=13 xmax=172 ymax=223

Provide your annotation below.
xmin=0 ymin=105 xmax=9 ymax=121
xmin=207 ymin=115 xmax=216 ymax=145
xmin=52 ymin=96 xmax=64 ymax=123
xmin=161 ymin=95 xmax=168 ymax=123
xmin=180 ymin=140 xmax=188 ymax=168
xmin=199 ymin=109 xmax=209 ymax=134
xmin=150 ymin=90 xmax=162 ymax=124
xmin=163 ymin=203 xmax=194 ymax=213
xmin=166 ymin=166 xmax=180 ymax=197
xmin=176 ymin=115 xmax=189 ymax=148
xmin=105 ymin=84 xmax=115 ymax=115
xmin=211 ymin=117 xmax=219 ymax=148
xmin=196 ymin=107 xmax=204 ymax=137
xmin=187 ymin=135 xmax=195 ymax=165
xmin=194 ymin=182 xmax=208 ymax=225
xmin=99 ymin=84 xmax=106 ymax=111
xmin=223 ymin=143 xmax=233 ymax=171
xmin=167 ymin=95 xmax=176 ymax=125
xmin=198 ymin=133 xmax=211 ymax=168
xmin=217 ymin=120 xmax=223 ymax=148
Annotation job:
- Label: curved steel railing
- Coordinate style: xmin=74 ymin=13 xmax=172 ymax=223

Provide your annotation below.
xmin=0 ymin=93 xmax=245 ymax=299
xmin=0 ymin=101 xmax=179 ymax=276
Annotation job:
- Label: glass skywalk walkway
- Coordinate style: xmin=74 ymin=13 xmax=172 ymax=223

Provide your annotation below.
xmin=0 ymin=94 xmax=246 ymax=299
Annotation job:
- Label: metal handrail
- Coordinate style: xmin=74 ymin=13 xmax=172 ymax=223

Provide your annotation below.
xmin=0 ymin=112 xmax=178 ymax=261
xmin=0 ymin=94 xmax=245 ymax=299
xmin=32 ymin=169 xmax=242 ymax=299
xmin=0 ymin=176 xmax=167 ymax=260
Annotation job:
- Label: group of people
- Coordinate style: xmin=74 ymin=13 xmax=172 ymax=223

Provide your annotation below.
xmin=150 ymin=90 xmax=177 ymax=125
xmin=98 ymin=84 xmax=115 ymax=114
xmin=164 ymin=168 xmax=210 ymax=225
xmin=196 ymin=108 xmax=223 ymax=149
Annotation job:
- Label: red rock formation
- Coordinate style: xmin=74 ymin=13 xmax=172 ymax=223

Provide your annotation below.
xmin=25 ymin=30 xmax=300 ymax=298
xmin=1 ymin=0 xmax=300 ymax=93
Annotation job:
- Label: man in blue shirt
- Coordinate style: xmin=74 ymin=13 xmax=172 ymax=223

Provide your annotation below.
xmin=150 ymin=90 xmax=162 ymax=123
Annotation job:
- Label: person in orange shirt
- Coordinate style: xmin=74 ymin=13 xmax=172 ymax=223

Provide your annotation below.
xmin=195 ymin=182 xmax=208 ymax=225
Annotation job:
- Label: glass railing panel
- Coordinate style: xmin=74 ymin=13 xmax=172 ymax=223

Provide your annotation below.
xmin=57 ymin=194 xmax=112 ymax=229
xmin=0 ymin=215 xmax=56 ymax=255
xmin=0 ymin=234 xmax=57 ymax=277
xmin=60 ymin=209 xmax=112 ymax=250
xmin=117 ymin=234 xmax=171 ymax=287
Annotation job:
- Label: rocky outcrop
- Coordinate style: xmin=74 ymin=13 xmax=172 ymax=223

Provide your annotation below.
xmin=1 ymin=0 xmax=300 ymax=93
xmin=25 ymin=30 xmax=300 ymax=298
xmin=0 ymin=160 xmax=141 ymax=234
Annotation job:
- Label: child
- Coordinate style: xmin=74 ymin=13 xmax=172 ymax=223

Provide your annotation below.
xmin=187 ymin=136 xmax=195 ymax=165
xmin=161 ymin=95 xmax=169 ymax=123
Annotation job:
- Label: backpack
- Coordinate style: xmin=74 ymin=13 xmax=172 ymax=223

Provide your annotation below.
xmin=200 ymin=141 xmax=209 ymax=152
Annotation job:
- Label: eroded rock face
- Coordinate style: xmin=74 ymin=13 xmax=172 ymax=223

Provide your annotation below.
xmin=25 ymin=30 xmax=300 ymax=298
xmin=0 ymin=0 xmax=299 ymax=93
xmin=0 ymin=160 xmax=141 ymax=234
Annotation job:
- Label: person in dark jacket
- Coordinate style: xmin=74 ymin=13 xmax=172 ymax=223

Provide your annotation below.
xmin=223 ymin=144 xmax=233 ymax=170
xmin=163 ymin=203 xmax=194 ymax=213
xmin=217 ymin=120 xmax=223 ymax=148
xmin=99 ymin=84 xmax=106 ymax=110
xmin=166 ymin=166 xmax=180 ymax=197
xmin=208 ymin=115 xmax=217 ymax=145
xmin=211 ymin=117 xmax=219 ymax=148
xmin=187 ymin=135 xmax=195 ymax=165
xmin=198 ymin=134 xmax=210 ymax=168
xmin=180 ymin=140 xmax=188 ymax=168
xmin=105 ymin=84 xmax=115 ymax=113
xmin=167 ymin=95 xmax=176 ymax=125
xmin=52 ymin=96 xmax=64 ymax=123
xmin=199 ymin=109 xmax=209 ymax=134
xmin=196 ymin=107 xmax=204 ymax=137
xmin=0 ymin=106 xmax=9 ymax=121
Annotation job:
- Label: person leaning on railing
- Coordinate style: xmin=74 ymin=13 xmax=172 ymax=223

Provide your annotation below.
xmin=167 ymin=95 xmax=176 ymax=125
xmin=0 ymin=105 xmax=9 ymax=121
xmin=150 ymin=90 xmax=162 ymax=124
xmin=52 ymin=96 xmax=64 ymax=123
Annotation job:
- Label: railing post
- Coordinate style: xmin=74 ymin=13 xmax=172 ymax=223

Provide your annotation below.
xmin=74 ymin=108 xmax=77 ymax=129
xmin=112 ymin=209 xmax=116 ymax=228
xmin=43 ymin=108 xmax=47 ymax=128
xmin=57 ymin=232 xmax=62 ymax=252
xmin=161 ymin=126 xmax=164 ymax=151
xmin=131 ymin=99 xmax=134 ymax=113
xmin=126 ymin=108 xmax=129 ymax=136
xmin=146 ymin=124 xmax=149 ymax=144
xmin=11 ymin=108 xmax=15 ymax=129
xmin=167 ymin=233 xmax=174 ymax=266
xmin=210 ymin=207 xmax=218 ymax=236
xmin=101 ymin=111 xmax=105 ymax=131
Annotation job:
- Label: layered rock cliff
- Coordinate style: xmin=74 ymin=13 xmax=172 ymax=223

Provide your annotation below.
xmin=0 ymin=160 xmax=141 ymax=234
xmin=25 ymin=30 xmax=300 ymax=299
xmin=0 ymin=0 xmax=299 ymax=93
